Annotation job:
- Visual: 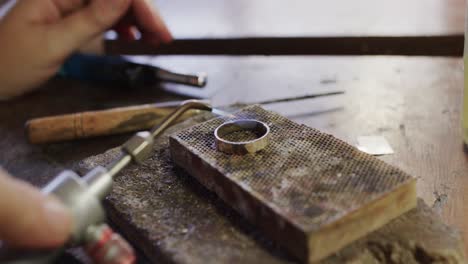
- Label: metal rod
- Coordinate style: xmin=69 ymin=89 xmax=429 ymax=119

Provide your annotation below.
xmin=150 ymin=100 xmax=212 ymax=138
xmin=155 ymin=68 xmax=207 ymax=88
xmin=145 ymin=91 xmax=344 ymax=110
xmin=256 ymin=91 xmax=344 ymax=105
xmin=106 ymin=153 xmax=132 ymax=179
xmin=103 ymin=100 xmax=212 ymax=180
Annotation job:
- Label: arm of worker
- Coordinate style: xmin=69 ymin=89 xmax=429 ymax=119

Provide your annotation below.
xmin=0 ymin=0 xmax=172 ymax=99
xmin=0 ymin=0 xmax=172 ymax=249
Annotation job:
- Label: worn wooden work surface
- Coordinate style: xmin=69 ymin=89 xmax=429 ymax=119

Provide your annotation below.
xmin=79 ymin=116 xmax=463 ymax=263
xmin=0 ymin=56 xmax=466 ymax=260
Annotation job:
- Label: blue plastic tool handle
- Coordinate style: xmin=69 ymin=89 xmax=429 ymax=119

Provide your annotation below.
xmin=58 ymin=53 xmax=155 ymax=86
xmin=59 ymin=53 xmax=120 ymax=82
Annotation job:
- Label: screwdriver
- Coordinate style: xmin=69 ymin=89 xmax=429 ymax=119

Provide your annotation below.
xmin=59 ymin=53 xmax=207 ymax=88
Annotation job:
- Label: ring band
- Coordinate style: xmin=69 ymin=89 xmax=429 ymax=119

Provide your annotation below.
xmin=214 ymin=119 xmax=270 ymax=155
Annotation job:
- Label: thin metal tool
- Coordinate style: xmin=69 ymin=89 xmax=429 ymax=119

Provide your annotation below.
xmin=154 ymin=67 xmax=207 ymax=87
xmin=138 ymin=91 xmax=345 ymax=108
xmin=254 ymin=91 xmax=344 ymax=105
xmin=60 ymin=53 xmax=207 ymax=88
xmin=1 ymin=100 xmax=214 ymax=264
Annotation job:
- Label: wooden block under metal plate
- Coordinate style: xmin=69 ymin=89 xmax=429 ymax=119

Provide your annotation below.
xmin=169 ymin=105 xmax=417 ymax=263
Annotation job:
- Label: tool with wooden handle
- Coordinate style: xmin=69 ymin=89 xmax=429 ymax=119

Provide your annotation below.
xmin=26 ymin=92 xmax=344 ymax=144
xmin=26 ymin=102 xmax=203 ymax=144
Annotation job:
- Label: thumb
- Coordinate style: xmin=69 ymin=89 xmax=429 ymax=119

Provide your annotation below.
xmin=0 ymin=169 xmax=72 ymax=248
xmin=49 ymin=0 xmax=131 ymax=57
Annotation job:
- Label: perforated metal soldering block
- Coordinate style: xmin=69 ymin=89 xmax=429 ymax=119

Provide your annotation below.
xmin=169 ymin=105 xmax=416 ymax=263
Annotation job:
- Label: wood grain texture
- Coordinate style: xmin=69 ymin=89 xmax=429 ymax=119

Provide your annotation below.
xmin=127 ymin=55 xmax=468 ymax=255
xmin=0 ymin=56 xmax=466 ymax=261
xmin=25 ymin=105 xmax=200 ymax=144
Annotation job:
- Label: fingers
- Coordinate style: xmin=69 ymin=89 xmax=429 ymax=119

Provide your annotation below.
xmin=115 ymin=25 xmax=139 ymax=41
xmin=0 ymin=169 xmax=72 ymax=248
xmin=48 ymin=0 xmax=171 ymax=57
xmin=51 ymin=0 xmax=86 ymax=16
xmin=131 ymin=0 xmax=172 ymax=43
xmin=49 ymin=0 xmax=132 ymax=56
xmin=114 ymin=13 xmax=139 ymax=41
xmin=78 ymin=35 xmax=106 ymax=54
xmin=112 ymin=0 xmax=172 ymax=44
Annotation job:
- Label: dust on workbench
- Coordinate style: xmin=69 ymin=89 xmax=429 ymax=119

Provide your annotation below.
xmin=78 ymin=109 xmax=465 ymax=264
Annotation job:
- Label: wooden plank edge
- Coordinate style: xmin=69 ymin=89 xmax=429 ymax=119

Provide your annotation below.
xmin=169 ymin=136 xmax=309 ymax=262
xmin=309 ymin=179 xmax=417 ymax=262
xmin=106 ymin=36 xmax=463 ymax=57
xmin=170 ymin=134 xmax=417 ymax=263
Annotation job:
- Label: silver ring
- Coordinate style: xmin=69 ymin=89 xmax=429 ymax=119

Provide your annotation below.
xmin=214 ymin=119 xmax=270 ymax=155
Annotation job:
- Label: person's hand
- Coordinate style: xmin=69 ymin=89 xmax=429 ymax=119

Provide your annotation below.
xmin=0 ymin=0 xmax=172 ymax=99
xmin=0 ymin=169 xmax=72 ymax=248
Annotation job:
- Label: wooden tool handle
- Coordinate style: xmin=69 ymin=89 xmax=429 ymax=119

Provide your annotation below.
xmin=26 ymin=104 xmax=199 ymax=144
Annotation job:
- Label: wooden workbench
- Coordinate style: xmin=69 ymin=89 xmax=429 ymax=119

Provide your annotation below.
xmin=0 ymin=0 xmax=467 ymax=262
xmin=0 ymin=56 xmax=466 ymax=261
